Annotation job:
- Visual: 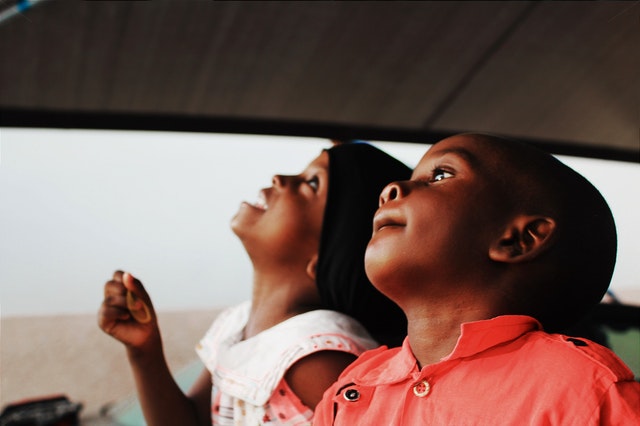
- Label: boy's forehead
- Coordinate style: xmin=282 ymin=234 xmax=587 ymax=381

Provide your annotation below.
xmin=417 ymin=136 xmax=485 ymax=166
xmin=420 ymin=134 xmax=519 ymax=168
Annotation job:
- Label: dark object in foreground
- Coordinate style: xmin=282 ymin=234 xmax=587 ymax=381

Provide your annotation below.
xmin=0 ymin=395 xmax=82 ymax=426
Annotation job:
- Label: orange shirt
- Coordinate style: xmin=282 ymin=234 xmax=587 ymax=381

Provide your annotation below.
xmin=315 ymin=316 xmax=640 ymax=425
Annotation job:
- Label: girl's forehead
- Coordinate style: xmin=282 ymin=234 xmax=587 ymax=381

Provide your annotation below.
xmin=305 ymin=150 xmax=329 ymax=171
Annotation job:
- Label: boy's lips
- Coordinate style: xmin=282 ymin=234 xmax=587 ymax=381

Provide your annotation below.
xmin=373 ymin=209 xmax=405 ymax=233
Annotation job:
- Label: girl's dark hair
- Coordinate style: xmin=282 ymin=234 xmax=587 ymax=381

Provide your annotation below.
xmin=316 ymin=142 xmax=412 ymax=347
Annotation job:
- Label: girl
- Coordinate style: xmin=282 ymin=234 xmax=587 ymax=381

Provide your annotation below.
xmin=98 ymin=141 xmax=410 ymax=425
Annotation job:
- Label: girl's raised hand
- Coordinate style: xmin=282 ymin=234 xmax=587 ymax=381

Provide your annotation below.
xmin=98 ymin=271 xmax=160 ymax=352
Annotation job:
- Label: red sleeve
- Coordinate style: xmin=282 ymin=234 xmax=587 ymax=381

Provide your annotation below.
xmin=313 ymin=391 xmax=332 ymax=425
xmin=595 ymin=379 xmax=640 ymax=425
xmin=313 ymin=346 xmax=390 ymax=425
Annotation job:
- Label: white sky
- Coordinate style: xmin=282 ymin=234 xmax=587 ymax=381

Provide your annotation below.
xmin=1 ymin=128 xmax=638 ymax=317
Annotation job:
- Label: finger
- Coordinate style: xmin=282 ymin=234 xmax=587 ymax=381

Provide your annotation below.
xmin=107 ymin=305 xmax=131 ymax=322
xmin=104 ymin=279 xmax=127 ymax=299
xmin=98 ymin=304 xmax=131 ymax=334
xmin=104 ymin=293 xmax=127 ymax=309
xmin=113 ymin=270 xmax=125 ymax=282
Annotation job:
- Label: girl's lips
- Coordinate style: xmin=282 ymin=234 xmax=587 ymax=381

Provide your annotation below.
xmin=248 ymin=189 xmax=269 ymax=211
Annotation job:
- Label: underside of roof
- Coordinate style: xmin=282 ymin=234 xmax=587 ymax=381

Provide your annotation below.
xmin=0 ymin=1 xmax=638 ymax=162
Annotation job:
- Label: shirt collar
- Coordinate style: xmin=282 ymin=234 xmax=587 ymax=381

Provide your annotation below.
xmin=443 ymin=315 xmax=541 ymax=360
xmin=353 ymin=315 xmax=541 ymax=385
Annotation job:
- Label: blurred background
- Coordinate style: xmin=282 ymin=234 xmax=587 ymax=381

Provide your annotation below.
xmin=1 ymin=129 xmax=639 ymax=318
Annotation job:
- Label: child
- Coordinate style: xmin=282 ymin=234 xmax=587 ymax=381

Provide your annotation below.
xmin=315 ymin=133 xmax=640 ymax=425
xmin=98 ymin=141 xmax=410 ymax=425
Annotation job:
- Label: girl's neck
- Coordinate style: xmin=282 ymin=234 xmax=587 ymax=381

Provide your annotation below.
xmin=243 ymin=270 xmax=321 ymax=339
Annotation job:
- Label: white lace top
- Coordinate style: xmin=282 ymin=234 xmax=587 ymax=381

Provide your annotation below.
xmin=196 ymin=301 xmax=378 ymax=425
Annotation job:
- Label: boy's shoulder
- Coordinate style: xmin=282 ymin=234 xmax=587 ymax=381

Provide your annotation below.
xmin=336 ymin=341 xmax=413 ymax=386
xmin=338 ymin=328 xmax=635 ymax=386
xmin=526 ymin=331 xmax=635 ymax=381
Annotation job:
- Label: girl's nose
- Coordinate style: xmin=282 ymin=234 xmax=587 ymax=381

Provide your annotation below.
xmin=379 ymin=181 xmax=405 ymax=206
xmin=272 ymin=174 xmax=300 ymax=189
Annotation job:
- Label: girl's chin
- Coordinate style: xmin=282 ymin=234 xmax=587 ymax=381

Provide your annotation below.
xmin=230 ymin=212 xmax=259 ymax=241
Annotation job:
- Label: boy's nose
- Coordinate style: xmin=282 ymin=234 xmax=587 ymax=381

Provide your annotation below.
xmin=379 ymin=181 xmax=403 ymax=206
xmin=272 ymin=174 xmax=284 ymax=187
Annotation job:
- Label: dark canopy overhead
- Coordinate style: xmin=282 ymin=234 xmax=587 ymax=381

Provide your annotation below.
xmin=0 ymin=0 xmax=637 ymax=162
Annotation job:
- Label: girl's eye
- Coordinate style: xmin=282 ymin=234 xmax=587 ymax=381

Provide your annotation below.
xmin=431 ymin=168 xmax=453 ymax=182
xmin=306 ymin=176 xmax=319 ymax=191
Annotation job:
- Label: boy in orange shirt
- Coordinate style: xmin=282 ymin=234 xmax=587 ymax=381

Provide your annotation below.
xmin=315 ymin=133 xmax=639 ymax=425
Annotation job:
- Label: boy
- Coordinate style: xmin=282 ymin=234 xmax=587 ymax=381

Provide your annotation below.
xmin=315 ymin=133 xmax=639 ymax=425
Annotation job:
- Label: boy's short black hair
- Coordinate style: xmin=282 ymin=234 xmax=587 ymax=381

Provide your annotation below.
xmin=477 ymin=134 xmax=617 ymax=332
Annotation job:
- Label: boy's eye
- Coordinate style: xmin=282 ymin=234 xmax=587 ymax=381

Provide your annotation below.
xmin=431 ymin=168 xmax=453 ymax=182
xmin=306 ymin=176 xmax=319 ymax=191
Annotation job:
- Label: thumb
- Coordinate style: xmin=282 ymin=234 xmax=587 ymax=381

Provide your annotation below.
xmin=122 ymin=272 xmax=153 ymax=324
xmin=122 ymin=271 xmax=137 ymax=291
xmin=122 ymin=272 xmax=141 ymax=292
xmin=123 ymin=272 xmax=151 ymax=300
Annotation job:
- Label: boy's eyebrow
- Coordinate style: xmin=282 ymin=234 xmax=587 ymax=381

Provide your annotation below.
xmin=430 ymin=146 xmax=480 ymax=168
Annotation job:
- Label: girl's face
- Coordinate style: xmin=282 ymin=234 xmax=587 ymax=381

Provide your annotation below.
xmin=231 ymin=151 xmax=329 ymax=267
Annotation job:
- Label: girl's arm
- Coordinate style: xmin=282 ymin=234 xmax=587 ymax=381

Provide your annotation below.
xmin=187 ymin=368 xmax=214 ymax=425
xmin=98 ymin=271 xmax=210 ymax=426
xmin=126 ymin=345 xmax=208 ymax=426
xmin=285 ymin=350 xmax=357 ymax=409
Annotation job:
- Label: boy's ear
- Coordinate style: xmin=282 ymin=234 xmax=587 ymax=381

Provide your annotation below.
xmin=306 ymin=254 xmax=318 ymax=281
xmin=489 ymin=215 xmax=556 ymax=263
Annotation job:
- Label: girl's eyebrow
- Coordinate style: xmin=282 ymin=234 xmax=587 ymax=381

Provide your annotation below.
xmin=305 ymin=165 xmax=328 ymax=175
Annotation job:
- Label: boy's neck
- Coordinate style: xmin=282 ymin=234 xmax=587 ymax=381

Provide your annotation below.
xmin=405 ymin=302 xmax=500 ymax=368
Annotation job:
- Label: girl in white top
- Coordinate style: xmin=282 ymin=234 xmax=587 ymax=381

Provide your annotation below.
xmin=98 ymin=141 xmax=410 ymax=425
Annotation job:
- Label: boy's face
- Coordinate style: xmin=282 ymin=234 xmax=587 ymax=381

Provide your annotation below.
xmin=365 ymin=135 xmax=509 ymax=301
xmin=231 ymin=151 xmax=329 ymax=266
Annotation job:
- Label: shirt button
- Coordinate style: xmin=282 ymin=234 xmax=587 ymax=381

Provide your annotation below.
xmin=343 ymin=388 xmax=360 ymax=402
xmin=413 ymin=380 xmax=430 ymax=397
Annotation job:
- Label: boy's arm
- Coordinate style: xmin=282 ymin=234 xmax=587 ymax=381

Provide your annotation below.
xmin=597 ymin=379 xmax=640 ymax=424
xmin=313 ymin=376 xmax=342 ymax=426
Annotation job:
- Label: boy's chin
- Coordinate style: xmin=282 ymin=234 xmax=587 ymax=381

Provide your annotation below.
xmin=365 ymin=247 xmax=408 ymax=295
xmin=365 ymin=239 xmax=393 ymax=267
xmin=364 ymin=251 xmax=391 ymax=286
